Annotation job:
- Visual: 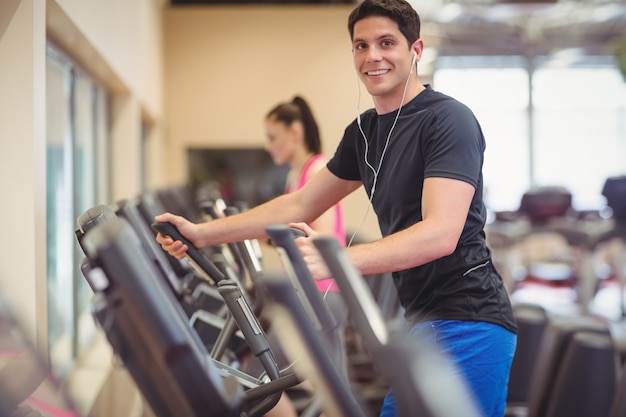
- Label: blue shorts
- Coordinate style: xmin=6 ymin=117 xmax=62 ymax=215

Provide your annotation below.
xmin=379 ymin=320 xmax=517 ymax=417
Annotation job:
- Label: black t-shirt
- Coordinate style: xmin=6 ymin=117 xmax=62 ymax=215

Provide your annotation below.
xmin=327 ymin=85 xmax=517 ymax=333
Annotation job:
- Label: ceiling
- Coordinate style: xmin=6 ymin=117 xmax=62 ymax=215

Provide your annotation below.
xmin=422 ymin=0 xmax=626 ymax=56
xmin=169 ymin=0 xmax=626 ymax=57
xmin=170 ymin=0 xmax=355 ymax=3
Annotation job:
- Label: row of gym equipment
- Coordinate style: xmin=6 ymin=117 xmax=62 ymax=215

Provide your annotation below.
xmin=70 ymin=185 xmax=481 ymax=417
xmin=1 ymin=175 xmax=625 ymax=417
xmin=487 ymin=177 xmax=626 ymax=319
xmin=487 ymin=176 xmax=626 ymax=417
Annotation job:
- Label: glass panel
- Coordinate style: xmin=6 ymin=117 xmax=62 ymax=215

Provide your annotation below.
xmin=46 ymin=52 xmax=74 ymax=373
xmin=433 ymin=56 xmax=530 ymax=211
xmin=74 ymin=73 xmax=96 ymax=213
xmin=72 ymin=73 xmax=98 ymax=353
xmin=46 ymin=46 xmax=112 ymax=369
xmin=94 ymin=87 xmax=111 ymax=205
xmin=532 ymin=58 xmax=626 ymax=210
xmin=433 ymin=54 xmax=626 ymax=212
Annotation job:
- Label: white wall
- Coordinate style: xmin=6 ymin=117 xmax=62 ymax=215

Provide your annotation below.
xmin=163 ymin=5 xmax=383 ymax=239
xmin=0 ymin=0 xmax=48 ymax=351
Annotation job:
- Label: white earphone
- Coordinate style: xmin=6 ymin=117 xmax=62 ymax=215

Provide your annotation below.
xmin=349 ymin=49 xmax=416 ymax=247
xmin=410 ymin=50 xmax=417 ymax=74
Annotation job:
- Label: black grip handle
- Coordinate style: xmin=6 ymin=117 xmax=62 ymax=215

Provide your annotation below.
xmin=313 ymin=237 xmax=389 ymax=348
xmin=264 ymin=224 xmax=336 ymax=332
xmin=151 ymin=221 xmax=225 ymax=283
xmin=290 ymin=227 xmax=307 ymax=239
xmin=267 ymin=227 xmax=306 ymax=246
xmin=260 ymin=274 xmax=369 ymax=417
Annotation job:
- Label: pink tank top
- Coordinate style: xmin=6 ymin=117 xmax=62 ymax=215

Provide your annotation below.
xmin=286 ymin=154 xmax=345 ymax=292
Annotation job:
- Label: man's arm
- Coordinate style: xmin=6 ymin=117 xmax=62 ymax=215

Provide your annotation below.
xmin=296 ymin=178 xmax=475 ymax=279
xmin=343 ymin=177 xmax=474 ymax=276
xmin=156 ymin=167 xmax=361 ymax=258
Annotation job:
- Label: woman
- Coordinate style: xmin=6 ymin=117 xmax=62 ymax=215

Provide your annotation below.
xmin=262 ymin=95 xmax=349 ymax=416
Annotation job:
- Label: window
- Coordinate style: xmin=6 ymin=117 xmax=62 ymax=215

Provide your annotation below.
xmin=433 ymin=54 xmax=626 ymax=213
xmin=46 ymin=51 xmax=74 ymax=372
xmin=532 ymin=56 xmax=626 ymax=210
xmin=434 ymin=55 xmax=531 ymax=212
xmin=46 ymin=46 xmax=111 ymax=374
xmin=187 ymin=148 xmax=288 ymax=208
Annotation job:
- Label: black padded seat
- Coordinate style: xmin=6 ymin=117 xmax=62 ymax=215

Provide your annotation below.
xmin=519 ymin=186 xmax=572 ymax=226
xmin=603 ymin=176 xmax=626 ymax=222
xmin=525 ymin=316 xmax=614 ymax=417
xmin=507 ymin=303 xmax=549 ymax=406
xmin=544 ymin=330 xmax=618 ymax=417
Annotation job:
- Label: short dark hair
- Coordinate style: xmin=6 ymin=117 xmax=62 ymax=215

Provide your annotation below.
xmin=347 ymin=0 xmax=421 ymax=47
xmin=266 ymin=96 xmax=322 ymax=154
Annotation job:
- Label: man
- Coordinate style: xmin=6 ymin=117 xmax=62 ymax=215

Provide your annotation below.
xmin=157 ymin=0 xmax=517 ymax=415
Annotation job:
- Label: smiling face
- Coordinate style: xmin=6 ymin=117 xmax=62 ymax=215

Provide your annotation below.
xmin=352 ymin=16 xmax=423 ymax=113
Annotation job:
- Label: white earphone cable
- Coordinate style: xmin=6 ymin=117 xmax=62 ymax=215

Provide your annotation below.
xmin=348 ymin=55 xmax=415 ymax=247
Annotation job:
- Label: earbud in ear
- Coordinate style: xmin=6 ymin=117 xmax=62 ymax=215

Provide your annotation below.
xmin=409 ymin=50 xmax=417 ymax=74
